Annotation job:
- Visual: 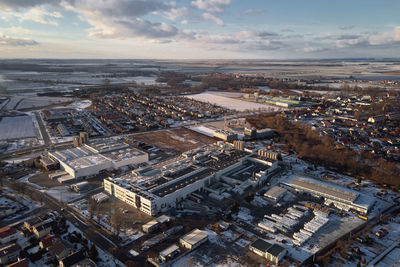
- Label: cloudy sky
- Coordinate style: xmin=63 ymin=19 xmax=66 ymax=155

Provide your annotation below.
xmin=0 ymin=0 xmax=399 ymax=59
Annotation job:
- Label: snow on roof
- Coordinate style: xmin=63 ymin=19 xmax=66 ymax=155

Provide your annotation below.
xmin=188 ymin=125 xmax=216 ymax=137
xmin=160 ymin=244 xmax=179 ymax=258
xmin=180 ymin=229 xmax=208 ymax=246
xmin=289 ymin=177 xmax=358 ymax=203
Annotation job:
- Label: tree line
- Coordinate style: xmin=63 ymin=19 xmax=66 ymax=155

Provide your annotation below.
xmin=247 ymin=115 xmax=400 ymax=188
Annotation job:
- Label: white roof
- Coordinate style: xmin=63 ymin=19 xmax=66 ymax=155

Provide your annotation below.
xmin=180 ymin=229 xmax=208 ymax=245
xmin=160 ymin=244 xmax=179 ymax=257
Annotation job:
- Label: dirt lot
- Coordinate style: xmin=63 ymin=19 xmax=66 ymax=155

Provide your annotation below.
xmin=132 ymin=127 xmax=217 ymax=153
xmin=29 ymin=172 xmax=62 ymax=188
xmin=98 ymin=196 xmax=153 ymax=230
xmin=28 ymin=171 xmax=106 ymax=189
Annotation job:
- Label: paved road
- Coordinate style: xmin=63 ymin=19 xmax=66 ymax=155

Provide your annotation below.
xmin=2 ymin=179 xmax=119 ymax=254
xmin=34 ymin=111 xmax=51 ymax=146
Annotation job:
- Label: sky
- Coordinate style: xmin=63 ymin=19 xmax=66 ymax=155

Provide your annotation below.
xmin=0 ymin=0 xmax=399 ymax=59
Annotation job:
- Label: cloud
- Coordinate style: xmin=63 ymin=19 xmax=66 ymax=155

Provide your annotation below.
xmin=202 ymin=12 xmax=224 ymax=25
xmin=245 ymin=40 xmax=286 ymax=51
xmin=336 ymin=38 xmax=366 ymax=48
xmin=243 ymin=8 xmax=265 ymax=15
xmin=187 ymin=29 xmax=286 ymax=53
xmin=11 ymin=6 xmax=63 ymax=25
xmin=62 ymin=0 xmax=180 ymax=40
xmin=303 ymin=46 xmax=324 ymax=53
xmin=368 ymin=26 xmax=400 ymax=45
xmin=158 ymin=7 xmax=190 ymax=21
xmin=7 ymin=26 xmax=32 ymax=35
xmin=0 ymin=34 xmax=39 ymax=46
xmin=64 ymin=0 xmax=168 ymax=18
xmin=339 ymin=25 xmax=355 ymax=30
xmin=191 ymin=0 xmax=231 ymax=13
xmin=0 ymin=0 xmax=59 ymax=9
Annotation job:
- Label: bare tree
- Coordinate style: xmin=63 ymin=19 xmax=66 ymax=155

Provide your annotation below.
xmin=88 ymin=197 xmax=97 ymax=220
xmin=0 ymin=172 xmax=5 ymax=188
xmin=111 ymin=209 xmax=122 ymax=237
xmin=95 ymin=203 xmax=102 ymax=223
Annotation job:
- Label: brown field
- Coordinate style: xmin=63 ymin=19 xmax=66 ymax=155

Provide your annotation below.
xmin=132 ymin=127 xmax=217 ymax=152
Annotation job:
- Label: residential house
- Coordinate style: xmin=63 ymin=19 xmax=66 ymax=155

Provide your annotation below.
xmin=32 ymin=222 xmax=53 ymax=239
xmin=59 ymin=250 xmax=94 ymax=267
xmin=6 ymin=258 xmax=28 ymax=267
xmin=0 ymin=243 xmax=21 ymax=265
xmin=49 ymin=240 xmax=70 ymax=260
xmin=0 ymin=227 xmax=18 ymax=245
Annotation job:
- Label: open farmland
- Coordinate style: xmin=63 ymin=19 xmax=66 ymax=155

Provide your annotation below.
xmin=186 ymin=91 xmax=285 ymax=112
xmin=132 ymin=128 xmax=216 ymax=152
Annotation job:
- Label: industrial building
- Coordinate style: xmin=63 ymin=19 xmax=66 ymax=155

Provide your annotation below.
xmin=264 ymin=186 xmax=288 ymax=202
xmin=104 ymin=144 xmax=279 ymax=215
xmin=179 ymin=229 xmax=208 ymax=250
xmin=48 ymin=138 xmax=148 ymax=179
xmin=142 ymin=220 xmax=160 ymax=233
xmin=249 ymin=239 xmax=287 ymax=264
xmin=159 ymin=244 xmax=180 ymax=262
xmin=282 ymin=177 xmax=375 ymax=214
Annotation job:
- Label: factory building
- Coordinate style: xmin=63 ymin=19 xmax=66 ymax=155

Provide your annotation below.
xmin=264 ymin=186 xmax=288 ymax=202
xmin=48 ymin=138 xmax=148 ymax=179
xmin=283 ymin=177 xmax=375 ymax=214
xmin=104 ymin=165 xmax=214 ymax=215
xmin=213 ymin=130 xmax=237 ymax=141
xmin=104 ymin=144 xmax=279 ymax=215
xmin=179 ymin=229 xmax=208 ymax=250
xmin=249 ymin=239 xmax=287 ymax=264
xmin=159 ymin=244 xmax=180 ymax=262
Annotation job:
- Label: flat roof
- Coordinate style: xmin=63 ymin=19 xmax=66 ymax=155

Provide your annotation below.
xmin=50 ymin=146 xmax=94 ymax=162
xmin=160 ymin=244 xmax=179 ymax=257
xmin=101 ymin=146 xmax=145 ymax=162
xmin=180 ymin=229 xmax=208 ymax=246
xmin=67 ymin=154 xmax=110 ymax=170
xmin=143 ymin=220 xmax=159 ymax=227
xmin=50 ymin=139 xmax=146 ymax=171
xmin=151 ymin=168 xmax=213 ymax=197
xmin=264 ymin=186 xmax=287 ymax=199
xmin=290 ymin=177 xmax=358 ymax=203
xmin=86 ymin=138 xmax=129 ymax=153
xmin=222 ymin=158 xmax=270 ymax=182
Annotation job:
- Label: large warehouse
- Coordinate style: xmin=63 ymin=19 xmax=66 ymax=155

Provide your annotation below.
xmin=282 ymin=177 xmax=375 ymax=214
xmin=48 ymin=138 xmax=148 ymax=178
xmin=104 ymin=143 xmax=279 ymax=215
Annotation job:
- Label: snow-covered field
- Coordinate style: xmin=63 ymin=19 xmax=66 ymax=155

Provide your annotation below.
xmin=16 ymin=96 xmax=72 ymax=110
xmin=186 ymin=91 xmax=284 ymax=112
xmin=64 ymin=99 xmax=92 ymax=110
xmin=2 ymin=96 xmax=73 ymax=110
xmin=0 ymin=115 xmax=36 ymax=141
